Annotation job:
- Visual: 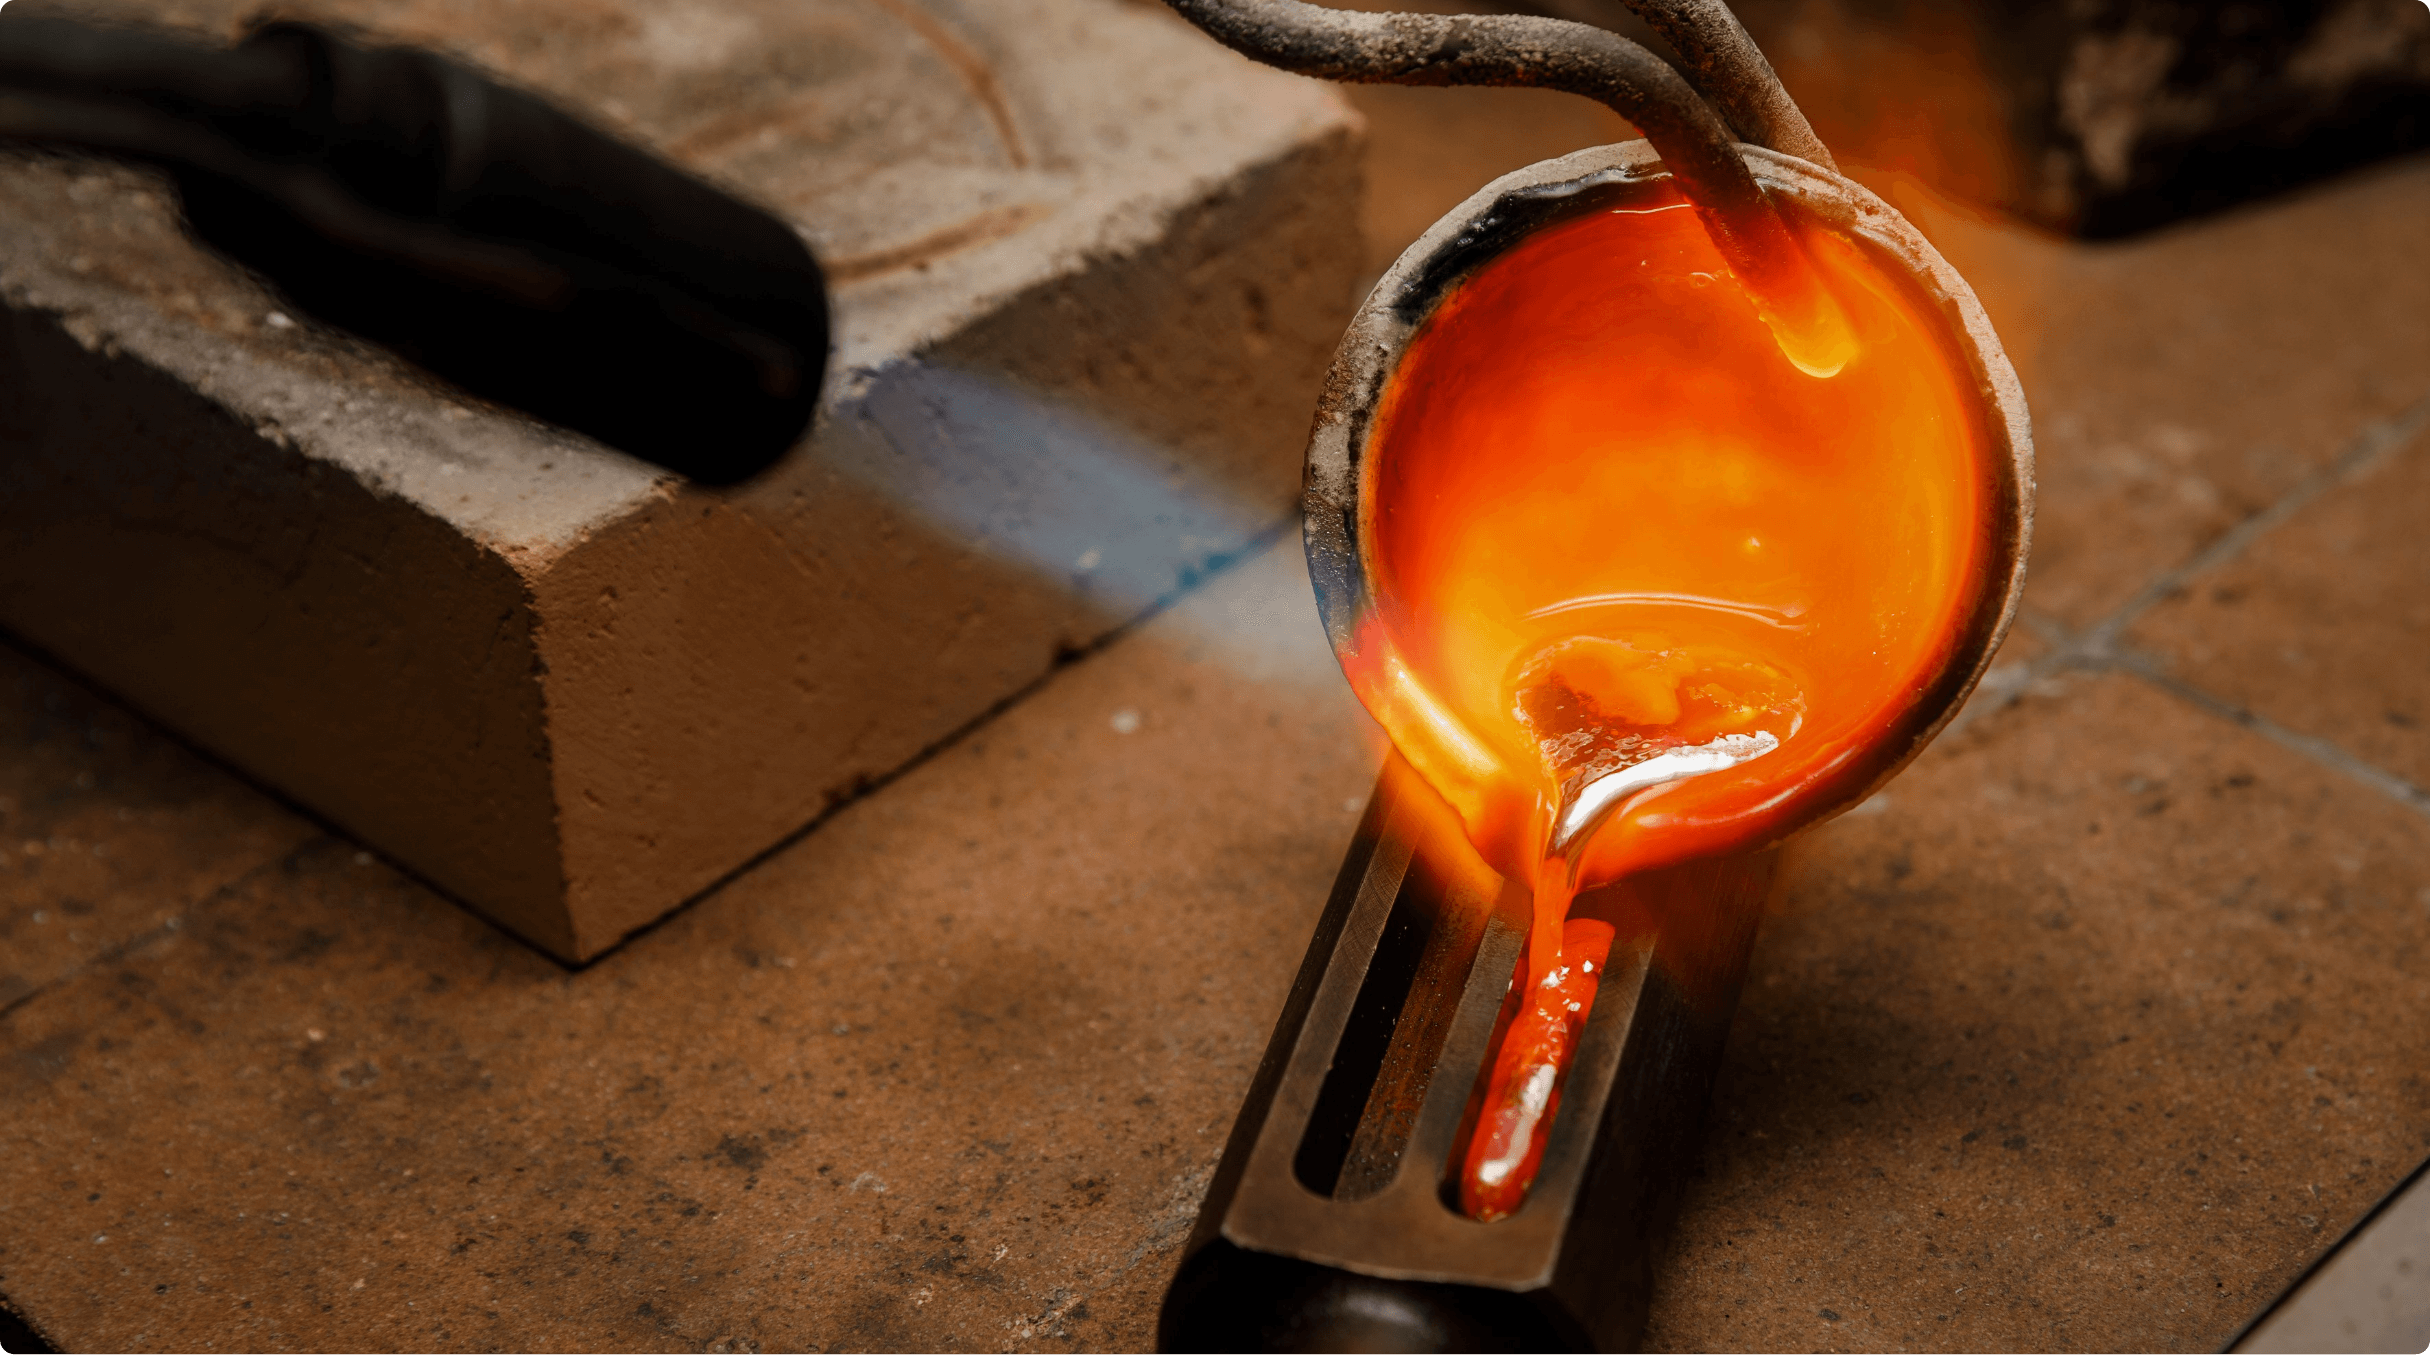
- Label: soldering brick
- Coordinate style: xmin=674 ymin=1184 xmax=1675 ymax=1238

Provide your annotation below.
xmin=0 ymin=0 xmax=1363 ymax=959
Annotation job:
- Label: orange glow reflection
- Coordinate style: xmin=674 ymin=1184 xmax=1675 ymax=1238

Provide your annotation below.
xmin=1342 ymin=177 xmax=1994 ymax=1219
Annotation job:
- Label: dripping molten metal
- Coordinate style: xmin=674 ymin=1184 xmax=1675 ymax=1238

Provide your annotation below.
xmin=1345 ymin=178 xmax=1991 ymax=1222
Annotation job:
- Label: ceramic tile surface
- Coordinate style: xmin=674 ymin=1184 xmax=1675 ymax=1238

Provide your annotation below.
xmin=2129 ymin=423 xmax=2430 ymax=792
xmin=0 ymin=547 xmax=1384 ymax=1352
xmin=1647 ymin=674 xmax=2430 ymax=1352
xmin=0 ymin=651 xmax=316 ymax=1020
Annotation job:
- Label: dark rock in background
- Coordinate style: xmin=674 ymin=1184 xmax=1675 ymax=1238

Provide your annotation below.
xmin=1539 ymin=0 xmax=2430 ymax=236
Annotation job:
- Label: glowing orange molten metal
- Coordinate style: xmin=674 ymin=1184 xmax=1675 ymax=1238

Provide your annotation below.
xmin=1344 ymin=179 xmax=1992 ymax=1220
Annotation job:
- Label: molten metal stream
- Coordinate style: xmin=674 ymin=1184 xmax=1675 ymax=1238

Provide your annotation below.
xmin=1346 ymin=178 xmax=1991 ymax=1221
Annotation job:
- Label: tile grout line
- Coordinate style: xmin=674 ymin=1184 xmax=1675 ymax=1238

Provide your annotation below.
xmin=2107 ymin=650 xmax=2430 ymax=814
xmin=1949 ymin=383 xmax=2430 ymax=818
xmin=0 ymin=836 xmax=336 ymax=1024
xmin=2080 ymin=383 xmax=2430 ymax=655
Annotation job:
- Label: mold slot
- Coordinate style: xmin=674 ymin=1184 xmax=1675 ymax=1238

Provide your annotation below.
xmin=1438 ymin=878 xmax=1646 ymax=1220
xmin=1440 ymin=936 xmax=1529 ymax=1215
xmin=1293 ymin=865 xmax=1439 ymax=1199
xmin=1335 ymin=850 xmax=1495 ymax=1201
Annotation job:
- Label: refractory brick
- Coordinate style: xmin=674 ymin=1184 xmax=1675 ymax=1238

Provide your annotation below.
xmin=0 ymin=0 xmax=1364 ymax=959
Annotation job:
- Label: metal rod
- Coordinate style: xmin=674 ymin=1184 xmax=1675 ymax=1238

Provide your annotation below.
xmin=1165 ymin=0 xmax=1760 ymax=220
xmin=1158 ymin=0 xmax=1853 ymax=374
xmin=1607 ymin=0 xmax=1834 ymax=169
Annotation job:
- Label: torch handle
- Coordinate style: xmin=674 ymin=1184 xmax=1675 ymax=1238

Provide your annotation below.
xmin=0 ymin=13 xmax=828 ymax=484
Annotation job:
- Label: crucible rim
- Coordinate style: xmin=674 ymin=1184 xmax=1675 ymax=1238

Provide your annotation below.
xmin=1301 ymin=138 xmax=2035 ymax=843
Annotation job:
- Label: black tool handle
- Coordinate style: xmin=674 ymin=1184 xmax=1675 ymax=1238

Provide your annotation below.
xmin=0 ymin=13 xmax=828 ymax=484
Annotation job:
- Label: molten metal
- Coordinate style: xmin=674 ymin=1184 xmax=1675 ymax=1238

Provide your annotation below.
xmin=1347 ymin=177 xmax=1996 ymax=1217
